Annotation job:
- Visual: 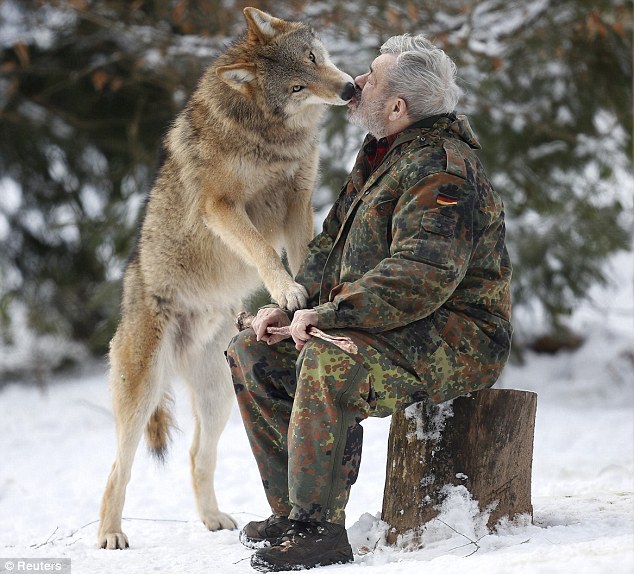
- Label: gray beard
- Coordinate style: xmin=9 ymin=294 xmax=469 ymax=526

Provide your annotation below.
xmin=347 ymin=96 xmax=390 ymax=139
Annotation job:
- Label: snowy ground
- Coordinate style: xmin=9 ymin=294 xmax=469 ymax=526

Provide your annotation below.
xmin=1 ymin=254 xmax=633 ymax=574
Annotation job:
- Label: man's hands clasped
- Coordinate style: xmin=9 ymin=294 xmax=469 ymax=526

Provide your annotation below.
xmin=252 ymin=307 xmax=319 ymax=350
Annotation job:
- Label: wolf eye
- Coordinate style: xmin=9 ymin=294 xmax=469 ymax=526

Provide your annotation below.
xmin=292 ymin=85 xmax=305 ymax=93
xmin=308 ymin=52 xmax=316 ymax=62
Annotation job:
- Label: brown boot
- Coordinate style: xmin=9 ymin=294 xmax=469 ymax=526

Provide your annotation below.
xmin=239 ymin=514 xmax=294 ymax=549
xmin=251 ymin=520 xmax=353 ymax=572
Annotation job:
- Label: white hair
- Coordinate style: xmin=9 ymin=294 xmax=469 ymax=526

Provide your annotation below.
xmin=380 ymin=34 xmax=461 ymax=119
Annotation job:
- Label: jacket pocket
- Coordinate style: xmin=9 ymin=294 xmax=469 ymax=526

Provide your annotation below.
xmin=373 ymin=198 xmax=397 ymax=216
xmin=416 ymin=210 xmax=456 ymax=267
xmin=351 ymin=197 xmax=397 ymax=260
xmin=374 ymin=198 xmax=397 ymax=252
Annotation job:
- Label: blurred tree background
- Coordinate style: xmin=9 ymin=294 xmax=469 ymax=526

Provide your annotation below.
xmin=0 ymin=0 xmax=632 ymax=377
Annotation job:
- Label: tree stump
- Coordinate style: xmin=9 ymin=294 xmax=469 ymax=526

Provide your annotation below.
xmin=381 ymin=389 xmax=537 ymax=544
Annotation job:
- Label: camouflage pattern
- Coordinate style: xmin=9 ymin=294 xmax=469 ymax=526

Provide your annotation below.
xmin=228 ymin=327 xmax=431 ymax=525
xmin=227 ymin=114 xmax=513 ymax=525
xmin=295 ymin=114 xmax=512 ymax=401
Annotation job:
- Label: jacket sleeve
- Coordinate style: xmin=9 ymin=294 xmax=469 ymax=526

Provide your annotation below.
xmin=313 ymin=172 xmax=475 ymax=332
xmin=294 ymin=181 xmax=349 ymax=307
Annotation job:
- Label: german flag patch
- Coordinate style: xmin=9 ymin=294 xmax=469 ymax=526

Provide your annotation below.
xmin=436 ymin=194 xmax=458 ymax=206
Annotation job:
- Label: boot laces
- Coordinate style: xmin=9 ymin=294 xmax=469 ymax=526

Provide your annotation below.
xmin=279 ymin=521 xmax=326 ymax=547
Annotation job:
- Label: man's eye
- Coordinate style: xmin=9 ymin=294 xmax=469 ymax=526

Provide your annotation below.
xmin=292 ymin=85 xmax=305 ymax=93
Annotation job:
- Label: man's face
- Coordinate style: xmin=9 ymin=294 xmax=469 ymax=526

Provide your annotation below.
xmin=347 ymin=53 xmax=397 ymax=139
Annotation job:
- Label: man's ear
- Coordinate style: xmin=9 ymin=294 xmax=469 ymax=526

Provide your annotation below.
xmin=217 ymin=63 xmax=257 ymax=94
xmin=388 ymin=97 xmax=408 ymax=122
xmin=243 ymin=7 xmax=284 ymax=43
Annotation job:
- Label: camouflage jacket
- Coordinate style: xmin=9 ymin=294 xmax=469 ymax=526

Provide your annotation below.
xmin=295 ymin=114 xmax=512 ymax=380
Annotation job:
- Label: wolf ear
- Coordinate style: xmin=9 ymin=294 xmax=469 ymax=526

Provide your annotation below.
xmin=217 ymin=63 xmax=257 ymax=94
xmin=243 ymin=7 xmax=284 ymax=43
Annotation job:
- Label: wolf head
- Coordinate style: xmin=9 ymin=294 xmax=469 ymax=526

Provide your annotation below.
xmin=217 ymin=8 xmax=354 ymax=122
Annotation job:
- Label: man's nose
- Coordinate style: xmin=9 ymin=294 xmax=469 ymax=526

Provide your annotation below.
xmin=355 ymin=73 xmax=367 ymax=89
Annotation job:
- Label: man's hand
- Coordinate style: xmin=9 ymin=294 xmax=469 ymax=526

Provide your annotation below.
xmin=252 ymin=307 xmax=291 ymax=345
xmin=289 ymin=309 xmax=319 ymax=351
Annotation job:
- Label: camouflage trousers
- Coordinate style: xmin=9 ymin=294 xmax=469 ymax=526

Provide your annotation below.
xmin=226 ymin=327 xmax=493 ymax=525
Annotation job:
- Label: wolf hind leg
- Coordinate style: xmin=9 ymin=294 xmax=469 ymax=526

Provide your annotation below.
xmin=182 ymin=323 xmax=237 ymax=531
xmin=98 ymin=317 xmax=173 ymax=549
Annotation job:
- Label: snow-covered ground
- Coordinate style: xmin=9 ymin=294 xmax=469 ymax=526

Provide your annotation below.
xmin=1 ymin=252 xmax=632 ymax=574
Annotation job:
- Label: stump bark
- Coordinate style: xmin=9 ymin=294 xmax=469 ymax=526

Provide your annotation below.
xmin=381 ymin=388 xmax=537 ymax=544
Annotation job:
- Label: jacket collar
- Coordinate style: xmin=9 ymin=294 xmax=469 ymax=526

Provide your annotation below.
xmin=352 ymin=113 xmax=480 ymax=196
xmin=390 ymin=113 xmax=454 ymax=149
xmin=360 ymin=113 xmax=451 ymax=153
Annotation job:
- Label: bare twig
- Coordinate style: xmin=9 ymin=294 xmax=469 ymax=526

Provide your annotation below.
xmin=30 ymin=526 xmax=60 ymax=549
xmin=357 ymin=534 xmax=384 ymax=555
xmin=29 ymin=520 xmax=101 ymax=549
xmin=122 ymin=517 xmax=190 ymax=523
xmin=434 ymin=517 xmax=487 ymax=557
xmin=77 ymin=399 xmax=114 ymax=419
xmin=29 ymin=517 xmax=192 ymax=549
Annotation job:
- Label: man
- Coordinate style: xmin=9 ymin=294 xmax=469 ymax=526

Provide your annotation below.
xmin=226 ymin=34 xmax=512 ymax=572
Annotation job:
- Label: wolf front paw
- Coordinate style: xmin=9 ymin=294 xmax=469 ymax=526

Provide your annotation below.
xmin=202 ymin=511 xmax=238 ymax=531
xmin=98 ymin=531 xmax=130 ymax=550
xmin=273 ymin=281 xmax=308 ymax=312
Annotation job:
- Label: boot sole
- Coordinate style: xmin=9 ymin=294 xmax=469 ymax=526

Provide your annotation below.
xmin=251 ymin=548 xmax=354 ymax=572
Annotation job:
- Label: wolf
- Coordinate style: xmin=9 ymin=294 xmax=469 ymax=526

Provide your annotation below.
xmin=97 ymin=7 xmax=354 ymax=549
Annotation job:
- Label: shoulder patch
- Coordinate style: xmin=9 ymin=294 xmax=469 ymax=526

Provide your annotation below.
xmin=443 ymin=139 xmax=468 ymax=180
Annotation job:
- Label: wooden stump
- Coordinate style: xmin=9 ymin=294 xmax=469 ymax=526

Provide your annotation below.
xmin=381 ymin=389 xmax=537 ymax=544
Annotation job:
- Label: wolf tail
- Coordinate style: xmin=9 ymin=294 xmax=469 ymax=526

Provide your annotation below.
xmin=145 ymin=391 xmax=175 ymax=462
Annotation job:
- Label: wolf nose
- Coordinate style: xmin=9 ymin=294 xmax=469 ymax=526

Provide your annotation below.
xmin=340 ymin=82 xmax=355 ymax=101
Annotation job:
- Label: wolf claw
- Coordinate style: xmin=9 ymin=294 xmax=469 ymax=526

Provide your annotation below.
xmin=275 ymin=282 xmax=308 ymax=312
xmin=98 ymin=531 xmax=129 ymax=550
xmin=202 ymin=511 xmax=238 ymax=531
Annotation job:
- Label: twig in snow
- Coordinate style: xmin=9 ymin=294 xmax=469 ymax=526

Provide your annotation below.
xmin=29 ymin=516 xmax=191 ymax=549
xmin=357 ymin=535 xmax=384 ymax=556
xmin=30 ymin=526 xmax=60 ymax=549
xmin=77 ymin=399 xmax=114 ymax=419
xmin=434 ymin=517 xmax=487 ymax=557
xmin=122 ymin=516 xmax=190 ymax=523
xmin=30 ymin=520 xmax=101 ymax=549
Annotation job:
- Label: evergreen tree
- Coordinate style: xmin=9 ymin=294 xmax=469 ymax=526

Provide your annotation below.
xmin=0 ymin=0 xmax=230 ymax=353
xmin=313 ymin=0 xmax=633 ymax=341
xmin=0 ymin=0 xmax=631 ymax=365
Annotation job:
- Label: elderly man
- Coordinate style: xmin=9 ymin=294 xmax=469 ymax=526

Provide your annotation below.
xmin=226 ymin=34 xmax=512 ymax=572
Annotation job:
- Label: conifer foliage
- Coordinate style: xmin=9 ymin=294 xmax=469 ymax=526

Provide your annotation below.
xmin=0 ymin=0 xmax=631 ymax=359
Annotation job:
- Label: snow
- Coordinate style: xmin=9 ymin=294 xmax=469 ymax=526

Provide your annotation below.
xmin=404 ymin=400 xmax=454 ymax=442
xmin=1 ymin=254 xmax=633 ymax=573
xmin=1 ymin=2 xmax=631 ymax=568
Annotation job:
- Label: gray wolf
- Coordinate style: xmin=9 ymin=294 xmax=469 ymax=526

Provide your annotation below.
xmin=97 ymin=7 xmax=354 ymax=549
